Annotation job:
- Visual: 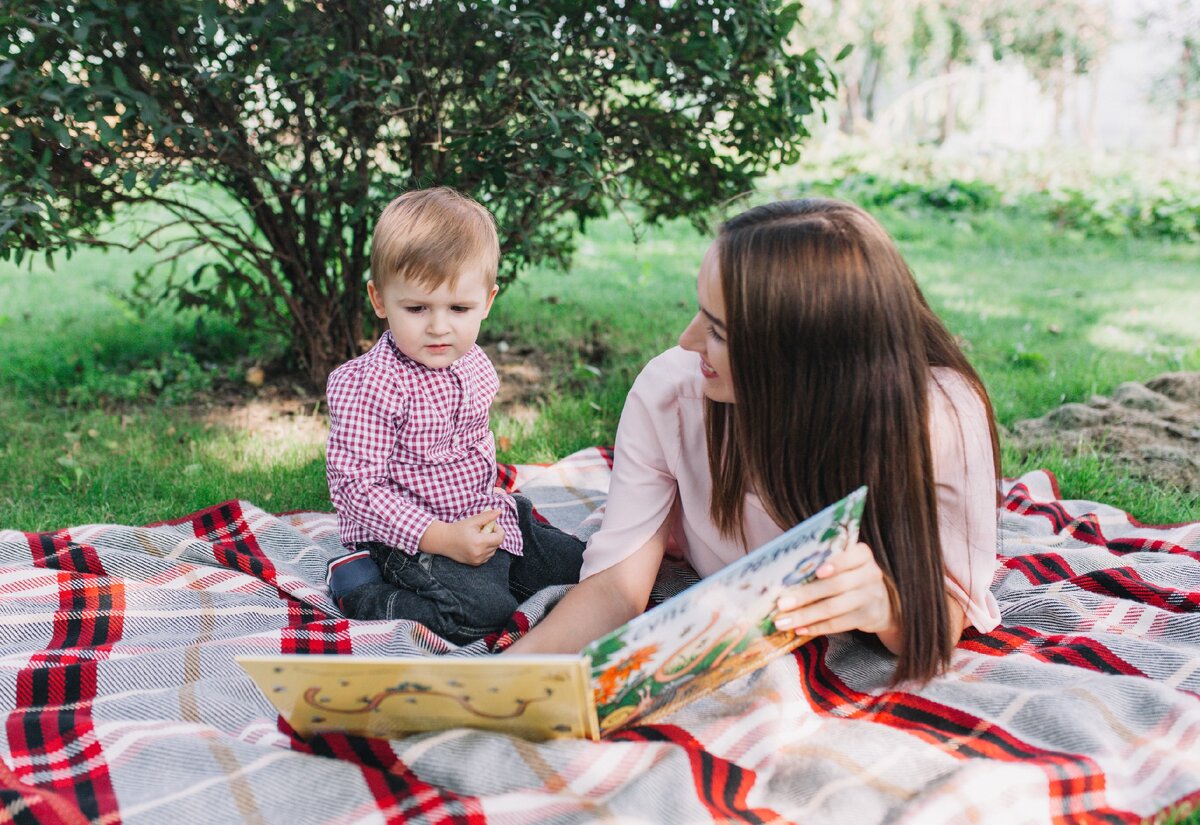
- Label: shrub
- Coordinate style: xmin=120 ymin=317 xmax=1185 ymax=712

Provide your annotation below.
xmin=0 ymin=1 xmax=838 ymax=387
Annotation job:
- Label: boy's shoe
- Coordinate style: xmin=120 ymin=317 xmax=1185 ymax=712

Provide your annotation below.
xmin=325 ymin=550 xmax=383 ymax=604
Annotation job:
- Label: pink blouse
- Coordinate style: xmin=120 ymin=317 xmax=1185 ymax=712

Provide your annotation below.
xmin=581 ymin=347 xmax=1002 ymax=633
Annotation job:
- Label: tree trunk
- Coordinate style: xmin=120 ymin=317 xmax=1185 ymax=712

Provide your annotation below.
xmin=1174 ymin=42 xmax=1193 ymax=149
xmin=840 ymin=75 xmax=861 ymax=134
xmin=297 ymin=289 xmax=367 ymax=390
xmin=939 ymin=58 xmax=956 ymax=144
xmin=862 ymin=54 xmax=882 ymax=122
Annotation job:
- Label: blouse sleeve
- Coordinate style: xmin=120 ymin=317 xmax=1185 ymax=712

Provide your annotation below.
xmin=579 ymin=358 xmax=682 ymax=580
xmin=929 ymin=371 xmax=1003 ymax=633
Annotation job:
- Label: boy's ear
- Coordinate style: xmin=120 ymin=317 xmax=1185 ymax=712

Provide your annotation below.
xmin=367 ymin=280 xmax=387 ymax=319
xmin=482 ymin=284 xmax=499 ymax=317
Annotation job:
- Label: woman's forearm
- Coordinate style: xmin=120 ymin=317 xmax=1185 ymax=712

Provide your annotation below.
xmin=505 ymin=516 xmax=672 ymax=655
xmin=504 ymin=572 xmax=645 ymax=654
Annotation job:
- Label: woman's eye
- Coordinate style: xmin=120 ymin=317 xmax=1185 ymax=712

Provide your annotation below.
xmin=706 ymin=324 xmax=725 ymax=343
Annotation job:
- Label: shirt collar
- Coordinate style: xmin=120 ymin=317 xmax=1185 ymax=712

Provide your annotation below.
xmin=381 ymin=330 xmax=469 ymax=374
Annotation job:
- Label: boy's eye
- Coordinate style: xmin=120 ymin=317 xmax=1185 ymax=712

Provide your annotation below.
xmin=450 ymin=306 xmax=470 ymax=313
xmin=404 ymin=306 xmax=425 ymax=314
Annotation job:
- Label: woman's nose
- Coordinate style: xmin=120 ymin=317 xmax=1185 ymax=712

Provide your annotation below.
xmin=678 ymin=313 xmax=703 ymax=351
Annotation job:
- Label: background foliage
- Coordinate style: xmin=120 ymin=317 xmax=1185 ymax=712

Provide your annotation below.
xmin=0 ymin=0 xmax=837 ymax=385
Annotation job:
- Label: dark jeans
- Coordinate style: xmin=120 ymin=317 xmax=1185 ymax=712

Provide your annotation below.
xmin=338 ymin=495 xmax=584 ymax=644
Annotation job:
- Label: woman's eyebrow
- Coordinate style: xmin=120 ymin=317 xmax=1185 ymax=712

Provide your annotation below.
xmin=700 ymin=306 xmax=726 ymax=329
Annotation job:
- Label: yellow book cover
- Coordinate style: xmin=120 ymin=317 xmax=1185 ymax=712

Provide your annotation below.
xmin=239 ymin=654 xmax=599 ymax=741
xmin=239 ymin=487 xmax=865 ymax=741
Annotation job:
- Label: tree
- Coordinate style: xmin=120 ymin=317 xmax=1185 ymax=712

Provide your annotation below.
xmin=798 ymin=0 xmax=921 ymax=134
xmin=1138 ymin=0 xmax=1200 ymax=148
xmin=981 ymin=0 xmax=1112 ymax=141
xmin=905 ymin=0 xmax=992 ymax=143
xmin=0 ymin=1 xmax=837 ymax=386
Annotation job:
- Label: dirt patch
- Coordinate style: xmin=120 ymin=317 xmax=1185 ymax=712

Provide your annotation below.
xmin=481 ymin=342 xmax=558 ymax=427
xmin=193 ymin=341 xmax=559 ymax=440
xmin=1009 ymin=372 xmax=1200 ymax=492
xmin=200 ymin=394 xmax=329 ymax=448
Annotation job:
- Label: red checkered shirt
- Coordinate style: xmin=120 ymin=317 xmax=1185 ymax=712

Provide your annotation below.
xmin=325 ymin=331 xmax=522 ymax=556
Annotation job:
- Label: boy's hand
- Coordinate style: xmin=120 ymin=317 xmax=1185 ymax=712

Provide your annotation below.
xmin=419 ymin=510 xmax=505 ymax=566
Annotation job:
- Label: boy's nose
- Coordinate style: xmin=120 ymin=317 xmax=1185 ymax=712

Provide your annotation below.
xmin=427 ymin=312 xmax=452 ymax=335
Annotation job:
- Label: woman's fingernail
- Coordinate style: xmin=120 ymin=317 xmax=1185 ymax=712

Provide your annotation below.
xmin=775 ymin=617 xmax=794 ymax=630
xmin=793 ymin=627 xmax=810 ymax=636
xmin=778 ymin=598 xmax=795 ymax=610
xmin=817 ymin=564 xmax=834 ymax=577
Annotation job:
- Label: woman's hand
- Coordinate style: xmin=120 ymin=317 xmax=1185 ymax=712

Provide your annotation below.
xmin=773 ymin=541 xmax=900 ymax=646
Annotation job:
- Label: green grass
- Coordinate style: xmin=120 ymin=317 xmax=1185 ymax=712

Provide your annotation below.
xmin=1 ymin=199 xmax=1198 ymax=531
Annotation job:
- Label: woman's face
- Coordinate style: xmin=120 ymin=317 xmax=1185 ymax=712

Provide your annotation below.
xmin=678 ymin=243 xmax=735 ymax=403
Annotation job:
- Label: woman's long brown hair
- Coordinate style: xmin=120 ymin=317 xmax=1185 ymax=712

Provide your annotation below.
xmin=705 ymin=198 xmax=1000 ymax=684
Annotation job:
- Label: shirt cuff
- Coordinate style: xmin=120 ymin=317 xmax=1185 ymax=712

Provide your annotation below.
xmin=389 ymin=506 xmax=436 ymax=555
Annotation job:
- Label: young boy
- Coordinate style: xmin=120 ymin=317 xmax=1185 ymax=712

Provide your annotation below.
xmin=324 ymin=187 xmax=584 ymax=644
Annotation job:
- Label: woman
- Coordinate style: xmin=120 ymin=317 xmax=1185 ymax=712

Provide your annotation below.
xmin=508 ymin=198 xmax=1001 ymax=683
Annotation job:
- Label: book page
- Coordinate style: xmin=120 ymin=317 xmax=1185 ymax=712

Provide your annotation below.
xmin=238 ymin=654 xmax=599 ymax=741
xmin=583 ymin=488 xmax=866 ymax=735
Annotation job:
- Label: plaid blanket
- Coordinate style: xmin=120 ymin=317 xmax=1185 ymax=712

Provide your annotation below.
xmin=1 ymin=447 xmax=1197 ymax=824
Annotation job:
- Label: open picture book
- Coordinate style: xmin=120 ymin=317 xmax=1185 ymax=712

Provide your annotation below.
xmin=239 ymin=487 xmax=866 ymax=741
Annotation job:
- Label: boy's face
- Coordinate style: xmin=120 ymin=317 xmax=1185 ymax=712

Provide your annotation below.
xmin=368 ymin=268 xmax=499 ymax=370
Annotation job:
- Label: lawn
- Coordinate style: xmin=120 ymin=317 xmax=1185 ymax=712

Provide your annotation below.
xmin=1 ymin=193 xmax=1198 ymax=531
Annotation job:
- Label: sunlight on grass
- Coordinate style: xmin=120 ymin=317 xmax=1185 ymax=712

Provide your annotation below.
xmin=2 ymin=202 xmax=1197 ymax=528
xmin=1002 ymin=440 xmax=1200 ymax=526
xmin=1086 ymin=292 xmax=1200 ymax=363
xmin=195 ymin=402 xmax=327 ymax=474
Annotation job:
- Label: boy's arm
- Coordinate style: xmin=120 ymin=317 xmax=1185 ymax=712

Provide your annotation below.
xmin=325 ymin=364 xmax=437 ymax=553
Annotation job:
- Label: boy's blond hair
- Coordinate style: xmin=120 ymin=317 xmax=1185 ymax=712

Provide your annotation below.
xmin=370 ymin=187 xmax=500 ymax=290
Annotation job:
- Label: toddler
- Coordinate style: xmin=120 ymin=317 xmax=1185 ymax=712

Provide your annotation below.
xmin=324 ymin=187 xmax=585 ymax=644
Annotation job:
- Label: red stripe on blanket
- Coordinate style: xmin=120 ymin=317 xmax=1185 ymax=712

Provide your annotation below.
xmin=24 ymin=532 xmax=105 ymax=574
xmin=611 ymin=725 xmax=790 ymax=824
xmin=280 ymin=619 xmax=353 ymax=655
xmin=5 ymin=570 xmax=125 ymax=823
xmin=597 ymin=445 xmax=615 ymax=469
xmin=794 ymin=638 xmax=1138 ymax=823
xmin=1004 ymin=552 xmax=1077 ymax=585
xmin=285 ymin=726 xmax=486 ymax=823
xmin=193 ymin=501 xmax=279 ymax=582
xmin=1070 ymin=568 xmax=1200 ymax=613
xmin=959 ymin=626 xmax=1147 ymax=677
xmin=1106 ymin=537 xmax=1200 ymax=561
xmin=189 ymin=501 xmax=335 ymax=641
xmin=0 ymin=755 xmax=93 ymax=825
xmin=1003 ymin=480 xmax=1200 ymax=557
xmin=1003 ymin=494 xmax=1110 ymax=548
xmin=496 ymin=462 xmax=519 ymax=492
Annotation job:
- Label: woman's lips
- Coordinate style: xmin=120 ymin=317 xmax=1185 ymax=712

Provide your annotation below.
xmin=699 ymin=359 xmax=717 ymax=379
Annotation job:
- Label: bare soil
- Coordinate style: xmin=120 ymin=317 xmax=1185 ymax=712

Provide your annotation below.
xmin=1009 ymin=372 xmax=1200 ymax=493
xmin=198 ymin=341 xmax=558 ymax=440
